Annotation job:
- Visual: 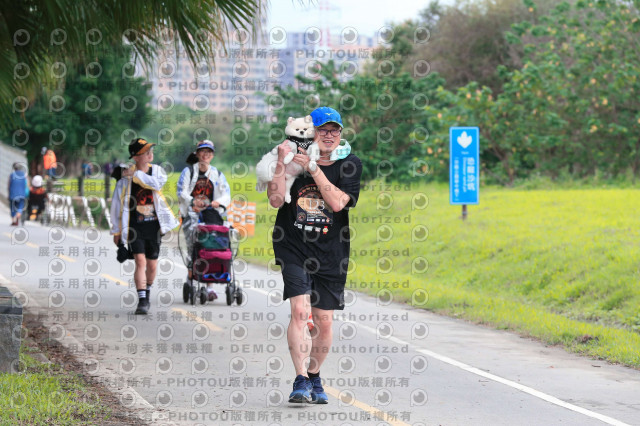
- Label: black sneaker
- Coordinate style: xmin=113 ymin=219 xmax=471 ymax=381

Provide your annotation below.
xmin=135 ymin=298 xmax=150 ymax=315
xmin=288 ymin=375 xmax=312 ymax=403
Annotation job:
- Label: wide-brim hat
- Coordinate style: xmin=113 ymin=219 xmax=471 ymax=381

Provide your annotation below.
xmin=129 ymin=138 xmax=156 ymax=158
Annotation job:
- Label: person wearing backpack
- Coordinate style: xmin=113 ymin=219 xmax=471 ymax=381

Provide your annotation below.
xmin=110 ymin=139 xmax=179 ymax=314
xmin=177 ymin=140 xmax=231 ymax=300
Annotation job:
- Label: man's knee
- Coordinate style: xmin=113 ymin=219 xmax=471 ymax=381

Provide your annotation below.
xmin=313 ymin=311 xmax=333 ymax=330
xmin=291 ymin=305 xmax=309 ymax=322
xmin=290 ymin=297 xmax=310 ymax=322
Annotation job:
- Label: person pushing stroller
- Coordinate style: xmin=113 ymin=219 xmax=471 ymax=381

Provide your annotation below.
xmin=26 ymin=175 xmax=47 ymax=223
xmin=177 ymin=140 xmax=231 ymax=301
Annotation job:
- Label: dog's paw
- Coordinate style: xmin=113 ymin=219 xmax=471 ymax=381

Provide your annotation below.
xmin=283 ymin=152 xmax=295 ymax=165
xmin=308 ymin=161 xmax=317 ymax=172
xmin=284 ymin=193 xmax=292 ymax=203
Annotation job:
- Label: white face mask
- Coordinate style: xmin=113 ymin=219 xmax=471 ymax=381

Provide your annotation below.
xmin=330 ymin=140 xmax=351 ymax=161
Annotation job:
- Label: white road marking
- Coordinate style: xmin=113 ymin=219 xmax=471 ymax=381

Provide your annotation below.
xmin=345 ymin=319 xmax=631 ymax=426
xmin=244 ymin=286 xmax=630 ymax=426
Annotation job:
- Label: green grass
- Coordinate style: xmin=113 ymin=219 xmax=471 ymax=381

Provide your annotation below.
xmin=58 ymin=172 xmax=640 ymax=367
xmin=233 ymin=177 xmax=640 ymax=368
xmin=0 ymin=347 xmax=110 ymax=425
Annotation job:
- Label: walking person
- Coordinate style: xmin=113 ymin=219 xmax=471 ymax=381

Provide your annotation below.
xmin=8 ymin=163 xmax=29 ymax=226
xmin=26 ymin=175 xmax=46 ymax=222
xmin=110 ymin=139 xmax=179 ymax=314
xmin=267 ymin=107 xmax=362 ymax=403
xmin=43 ymin=148 xmax=57 ymax=179
xmin=177 ymin=140 xmax=231 ymax=300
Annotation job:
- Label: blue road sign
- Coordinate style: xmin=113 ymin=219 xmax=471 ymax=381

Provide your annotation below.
xmin=450 ymin=127 xmax=479 ymax=205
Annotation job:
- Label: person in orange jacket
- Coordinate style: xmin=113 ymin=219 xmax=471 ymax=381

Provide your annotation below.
xmin=43 ymin=148 xmax=57 ymax=179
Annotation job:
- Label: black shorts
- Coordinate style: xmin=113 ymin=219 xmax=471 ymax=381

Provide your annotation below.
xmin=128 ymin=231 xmax=161 ymax=260
xmin=281 ymin=264 xmax=345 ymax=311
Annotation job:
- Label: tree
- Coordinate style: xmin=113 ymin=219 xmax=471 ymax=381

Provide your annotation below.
xmin=270 ymin=61 xmax=447 ymax=183
xmin=372 ymin=0 xmax=559 ymax=94
xmin=3 ymin=45 xmax=152 ymax=174
xmin=426 ymin=0 xmax=640 ymax=183
xmin=0 ymin=0 xmax=264 ymax=131
xmin=138 ymin=105 xmax=240 ymax=173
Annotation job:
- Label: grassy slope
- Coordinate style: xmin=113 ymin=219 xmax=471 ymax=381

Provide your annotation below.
xmin=0 ymin=347 xmax=109 ymax=424
xmin=237 ymin=177 xmax=640 ymax=368
xmin=62 ymin=173 xmax=640 ymax=367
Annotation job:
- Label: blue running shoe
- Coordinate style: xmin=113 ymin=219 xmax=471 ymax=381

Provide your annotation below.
xmin=288 ymin=375 xmax=312 ymax=403
xmin=309 ymin=376 xmax=328 ymax=404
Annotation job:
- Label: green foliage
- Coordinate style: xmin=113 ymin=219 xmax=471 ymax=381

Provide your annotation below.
xmin=427 ymin=0 xmax=640 ymax=183
xmin=270 ymin=61 xmax=448 ymax=183
xmin=0 ymin=351 xmax=109 ymax=424
xmin=2 ymin=45 xmax=151 ymax=170
xmin=0 ymin=0 xmax=265 ymax=132
xmin=137 ymin=105 xmax=241 ymax=172
xmin=384 ymin=0 xmax=560 ymax=94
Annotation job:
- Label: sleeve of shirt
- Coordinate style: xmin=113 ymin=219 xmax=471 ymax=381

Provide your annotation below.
xmin=110 ymin=179 xmax=123 ymax=235
xmin=133 ymin=165 xmax=166 ymax=191
xmin=337 ymin=155 xmax=362 ymax=209
xmin=177 ymin=167 xmax=192 ymax=204
xmin=214 ymin=171 xmax=231 ymax=208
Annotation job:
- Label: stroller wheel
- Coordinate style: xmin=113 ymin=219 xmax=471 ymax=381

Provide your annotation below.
xmin=225 ymin=283 xmax=234 ymax=306
xmin=199 ymin=287 xmax=208 ymax=305
xmin=235 ymin=288 xmax=243 ymax=306
xmin=182 ymin=282 xmax=190 ymax=303
xmin=190 ymin=284 xmax=197 ymax=306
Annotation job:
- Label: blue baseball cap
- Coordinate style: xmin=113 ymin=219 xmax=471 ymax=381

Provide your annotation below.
xmin=310 ymin=106 xmax=343 ymax=128
xmin=196 ymin=140 xmax=215 ymax=152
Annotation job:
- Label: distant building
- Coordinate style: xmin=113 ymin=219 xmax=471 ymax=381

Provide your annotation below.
xmin=147 ymin=25 xmax=378 ymax=120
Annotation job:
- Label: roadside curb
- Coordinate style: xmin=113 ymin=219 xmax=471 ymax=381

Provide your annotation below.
xmin=0 ymin=276 xmax=174 ymax=425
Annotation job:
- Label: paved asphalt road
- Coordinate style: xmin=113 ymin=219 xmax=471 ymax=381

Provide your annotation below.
xmin=1 ymin=206 xmax=639 ymax=425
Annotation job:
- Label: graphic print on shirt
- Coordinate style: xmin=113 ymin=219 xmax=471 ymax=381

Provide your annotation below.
xmin=191 ymin=175 xmax=214 ymax=203
xmin=133 ymin=186 xmax=157 ymax=223
xmin=295 ymin=184 xmax=333 ymax=234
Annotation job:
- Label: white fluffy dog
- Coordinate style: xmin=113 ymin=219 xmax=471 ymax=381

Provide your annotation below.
xmin=256 ymin=116 xmax=320 ymax=203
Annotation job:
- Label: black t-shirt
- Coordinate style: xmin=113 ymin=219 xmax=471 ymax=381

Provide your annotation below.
xmin=273 ymin=154 xmax=362 ymax=283
xmin=191 ymin=170 xmax=214 ymax=203
xmin=128 ymin=167 xmax=160 ymax=236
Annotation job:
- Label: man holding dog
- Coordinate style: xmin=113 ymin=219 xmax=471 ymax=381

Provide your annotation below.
xmin=267 ymin=106 xmax=362 ymax=404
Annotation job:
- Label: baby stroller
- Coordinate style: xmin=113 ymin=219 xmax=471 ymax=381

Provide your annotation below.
xmin=180 ymin=207 xmax=242 ymax=306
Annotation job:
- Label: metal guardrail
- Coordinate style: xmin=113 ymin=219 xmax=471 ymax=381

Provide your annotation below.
xmin=45 ymin=194 xmax=112 ymax=229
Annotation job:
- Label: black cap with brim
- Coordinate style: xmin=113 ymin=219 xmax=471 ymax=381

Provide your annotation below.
xmin=128 ymin=138 xmax=156 ymax=158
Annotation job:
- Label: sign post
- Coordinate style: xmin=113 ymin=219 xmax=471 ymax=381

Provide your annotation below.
xmin=450 ymin=127 xmax=479 ymax=219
